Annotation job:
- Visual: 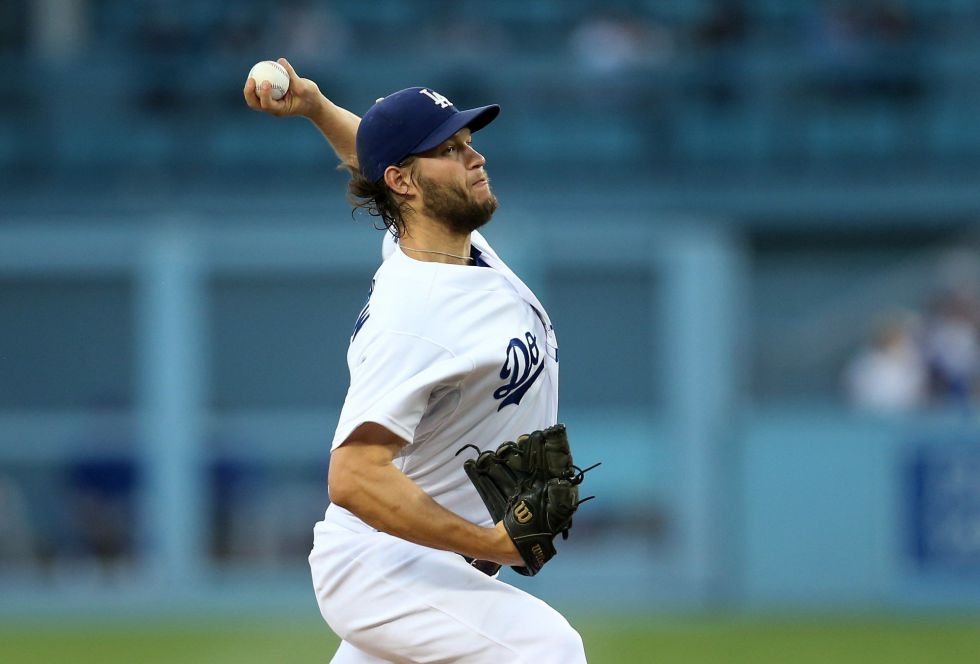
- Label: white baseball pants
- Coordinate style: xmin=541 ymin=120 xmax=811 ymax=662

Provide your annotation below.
xmin=309 ymin=521 xmax=586 ymax=663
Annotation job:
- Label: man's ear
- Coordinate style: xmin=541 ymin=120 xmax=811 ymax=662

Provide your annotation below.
xmin=383 ymin=164 xmax=414 ymax=197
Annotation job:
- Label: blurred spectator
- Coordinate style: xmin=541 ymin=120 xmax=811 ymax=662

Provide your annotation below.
xmin=845 ymin=250 xmax=980 ymax=412
xmin=569 ymin=9 xmax=675 ymax=75
xmin=923 ymin=296 xmax=980 ymax=405
xmin=29 ymin=0 xmax=89 ymax=60
xmin=844 ymin=311 xmax=928 ymax=412
xmin=922 ymin=250 xmax=980 ymax=405
xmin=924 ymin=296 xmax=980 ymax=404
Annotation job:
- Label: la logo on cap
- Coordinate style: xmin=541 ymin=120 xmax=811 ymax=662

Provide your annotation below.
xmin=419 ymin=89 xmax=452 ymax=109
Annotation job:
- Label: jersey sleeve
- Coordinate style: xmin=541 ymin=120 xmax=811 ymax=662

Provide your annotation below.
xmin=331 ymin=331 xmax=474 ymax=450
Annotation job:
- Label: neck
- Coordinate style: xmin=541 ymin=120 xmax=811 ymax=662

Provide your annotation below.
xmin=399 ymin=219 xmax=473 ymax=265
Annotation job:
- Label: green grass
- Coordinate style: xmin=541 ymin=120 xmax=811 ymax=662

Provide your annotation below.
xmin=578 ymin=615 xmax=980 ymax=664
xmin=1 ymin=614 xmax=979 ymax=663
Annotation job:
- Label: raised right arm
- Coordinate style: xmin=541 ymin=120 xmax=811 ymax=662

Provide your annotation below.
xmin=243 ymin=57 xmax=360 ymax=169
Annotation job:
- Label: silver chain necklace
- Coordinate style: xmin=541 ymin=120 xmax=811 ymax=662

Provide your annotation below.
xmin=401 ymin=245 xmax=474 ymax=263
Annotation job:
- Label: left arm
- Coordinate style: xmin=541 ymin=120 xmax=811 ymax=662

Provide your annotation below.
xmin=328 ymin=422 xmax=523 ymax=566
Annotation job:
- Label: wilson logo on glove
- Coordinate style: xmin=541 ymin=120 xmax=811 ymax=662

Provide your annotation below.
xmin=456 ymin=424 xmax=600 ymax=576
xmin=514 ymin=501 xmax=533 ymax=524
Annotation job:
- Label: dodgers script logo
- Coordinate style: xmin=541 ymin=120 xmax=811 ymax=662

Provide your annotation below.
xmin=493 ymin=332 xmax=545 ymax=411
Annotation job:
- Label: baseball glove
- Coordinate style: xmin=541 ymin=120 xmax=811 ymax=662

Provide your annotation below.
xmin=457 ymin=424 xmax=598 ymax=576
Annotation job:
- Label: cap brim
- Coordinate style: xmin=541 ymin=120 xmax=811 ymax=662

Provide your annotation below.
xmin=410 ymin=104 xmax=500 ymax=155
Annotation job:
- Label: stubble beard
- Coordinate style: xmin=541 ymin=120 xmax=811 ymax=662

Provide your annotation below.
xmin=418 ymin=175 xmax=499 ymax=236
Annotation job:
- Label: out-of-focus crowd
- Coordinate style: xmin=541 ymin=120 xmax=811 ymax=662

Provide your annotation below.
xmin=845 ymin=251 xmax=980 ymax=413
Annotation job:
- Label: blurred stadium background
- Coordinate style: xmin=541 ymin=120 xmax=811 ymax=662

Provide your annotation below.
xmin=2 ymin=0 xmax=980 ymax=662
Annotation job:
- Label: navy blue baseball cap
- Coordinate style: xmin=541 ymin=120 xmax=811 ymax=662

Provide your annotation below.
xmin=356 ymin=87 xmax=500 ymax=183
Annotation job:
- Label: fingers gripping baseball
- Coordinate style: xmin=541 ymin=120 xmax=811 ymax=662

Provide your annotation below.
xmin=243 ymin=57 xmax=322 ymax=118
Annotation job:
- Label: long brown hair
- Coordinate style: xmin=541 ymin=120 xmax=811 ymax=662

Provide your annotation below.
xmin=345 ymin=158 xmax=417 ymax=239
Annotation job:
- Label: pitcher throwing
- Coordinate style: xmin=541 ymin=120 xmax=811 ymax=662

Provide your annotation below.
xmin=245 ymin=58 xmax=595 ymax=664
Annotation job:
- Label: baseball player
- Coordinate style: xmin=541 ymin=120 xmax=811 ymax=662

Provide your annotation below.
xmin=245 ymin=59 xmax=587 ymax=663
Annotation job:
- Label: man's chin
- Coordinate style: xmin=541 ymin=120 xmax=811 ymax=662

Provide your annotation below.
xmin=419 ymin=176 xmax=498 ymax=234
xmin=481 ymin=190 xmax=499 ymax=214
xmin=448 ymin=203 xmax=495 ymax=235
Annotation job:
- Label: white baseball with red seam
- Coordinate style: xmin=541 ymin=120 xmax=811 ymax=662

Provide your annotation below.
xmin=248 ymin=60 xmax=289 ymax=100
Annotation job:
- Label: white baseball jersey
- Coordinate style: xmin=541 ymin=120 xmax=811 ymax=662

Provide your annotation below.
xmin=317 ymin=230 xmax=559 ymax=533
xmin=309 ymin=231 xmax=585 ymax=663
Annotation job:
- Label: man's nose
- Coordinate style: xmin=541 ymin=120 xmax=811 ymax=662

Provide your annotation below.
xmin=467 ymin=145 xmax=486 ymax=168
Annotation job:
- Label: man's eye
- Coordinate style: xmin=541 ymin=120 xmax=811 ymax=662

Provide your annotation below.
xmin=444 ymin=145 xmax=456 ymax=154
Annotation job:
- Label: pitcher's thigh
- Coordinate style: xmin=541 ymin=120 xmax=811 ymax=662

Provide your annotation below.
xmin=326 ymin=556 xmax=584 ymax=663
xmin=329 ymin=639 xmax=392 ymax=664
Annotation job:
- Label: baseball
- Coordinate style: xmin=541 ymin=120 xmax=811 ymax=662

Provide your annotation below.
xmin=248 ymin=60 xmax=289 ymax=100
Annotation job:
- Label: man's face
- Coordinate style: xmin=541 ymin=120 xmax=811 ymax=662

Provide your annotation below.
xmin=412 ymin=129 xmax=498 ymax=235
